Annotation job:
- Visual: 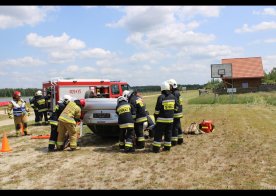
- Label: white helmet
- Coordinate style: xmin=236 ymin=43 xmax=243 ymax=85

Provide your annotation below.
xmin=117 ymin=96 xmax=127 ymax=104
xmin=122 ymin=90 xmax=132 ymax=99
xmin=36 ymin=90 xmax=42 ymax=96
xmin=161 ymin=81 xmax=170 ymax=91
xmin=167 ymin=79 xmax=177 ymax=89
xmin=62 ymin=94 xmax=72 ymax=104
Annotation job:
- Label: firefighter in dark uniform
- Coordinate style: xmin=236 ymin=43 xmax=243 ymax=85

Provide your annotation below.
xmin=34 ymin=90 xmax=49 ymax=125
xmin=152 ymin=81 xmax=176 ymax=153
xmin=48 ymin=95 xmax=72 ymax=152
xmin=168 ymin=79 xmax=184 ymax=145
xmin=29 ymin=91 xmax=42 ymax=126
xmin=46 ymin=88 xmax=52 ymax=113
xmin=116 ymin=96 xmax=135 ymax=153
xmin=128 ymin=89 xmax=148 ymax=149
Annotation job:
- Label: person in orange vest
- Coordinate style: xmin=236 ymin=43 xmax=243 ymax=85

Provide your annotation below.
xmin=56 ymin=99 xmax=85 ymax=151
xmin=7 ymin=91 xmax=31 ymax=136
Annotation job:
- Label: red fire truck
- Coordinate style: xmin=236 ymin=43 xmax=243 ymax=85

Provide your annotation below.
xmin=42 ymin=77 xmax=130 ymax=112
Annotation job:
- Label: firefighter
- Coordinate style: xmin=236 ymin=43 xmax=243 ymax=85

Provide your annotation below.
xmin=127 ymin=89 xmax=148 ymax=150
xmin=56 ymin=98 xmax=85 ymax=151
xmin=167 ymin=79 xmax=184 ymax=145
xmin=46 ymin=87 xmax=52 ymax=112
xmin=116 ymin=96 xmax=135 ymax=153
xmin=7 ymin=91 xmax=31 ymax=136
xmin=152 ymin=81 xmax=176 ymax=153
xmin=48 ymin=95 xmax=72 ymax=152
xmin=29 ymin=91 xmax=42 ymax=126
xmin=34 ymin=90 xmax=49 ymax=125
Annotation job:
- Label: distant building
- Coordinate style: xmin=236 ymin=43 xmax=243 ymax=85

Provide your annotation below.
xmin=221 ymin=57 xmax=264 ymax=90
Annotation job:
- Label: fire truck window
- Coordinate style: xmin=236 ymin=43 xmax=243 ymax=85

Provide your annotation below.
xmin=111 ymin=84 xmax=119 ymax=94
xmin=121 ymin=84 xmax=129 ymax=91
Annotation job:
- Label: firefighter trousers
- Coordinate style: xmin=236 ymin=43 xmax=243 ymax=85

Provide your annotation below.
xmin=56 ymin=121 xmax=77 ymax=150
xmin=14 ymin=115 xmax=29 ymax=136
xmin=48 ymin=125 xmax=58 ymax=151
xmin=134 ymin=122 xmax=145 ymax=149
xmin=39 ymin=111 xmax=48 ymax=124
xmin=119 ymin=128 xmax=135 ymax=150
xmin=34 ymin=110 xmax=42 ymax=125
xmin=172 ymin=118 xmax=184 ymax=145
xmin=152 ymin=122 xmax=173 ymax=152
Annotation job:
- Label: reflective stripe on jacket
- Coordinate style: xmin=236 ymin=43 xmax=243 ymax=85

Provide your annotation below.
xmin=172 ymin=89 xmax=183 ymax=118
xmin=155 ymin=91 xmax=176 ymax=123
xmin=129 ymin=94 xmax=147 ymax=123
xmin=9 ymin=100 xmax=27 ymax=117
xmin=116 ymin=100 xmax=135 ymax=128
xmin=58 ymin=101 xmax=81 ymax=124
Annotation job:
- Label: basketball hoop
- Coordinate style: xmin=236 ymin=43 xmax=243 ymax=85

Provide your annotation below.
xmin=220 ymin=74 xmax=224 ymax=78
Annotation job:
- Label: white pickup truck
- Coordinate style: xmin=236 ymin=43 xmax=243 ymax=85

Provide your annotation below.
xmin=82 ymin=98 xmax=120 ymax=137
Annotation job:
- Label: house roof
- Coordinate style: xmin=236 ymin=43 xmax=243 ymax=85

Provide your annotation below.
xmin=221 ymin=57 xmax=264 ymax=79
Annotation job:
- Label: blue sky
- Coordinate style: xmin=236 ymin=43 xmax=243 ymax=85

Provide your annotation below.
xmin=0 ymin=6 xmax=276 ymax=88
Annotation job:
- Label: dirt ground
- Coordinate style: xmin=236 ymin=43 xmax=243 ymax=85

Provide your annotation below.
xmin=0 ymin=94 xmax=275 ymax=189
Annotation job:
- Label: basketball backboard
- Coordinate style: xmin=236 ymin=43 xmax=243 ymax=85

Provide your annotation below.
xmin=211 ymin=63 xmax=232 ymax=78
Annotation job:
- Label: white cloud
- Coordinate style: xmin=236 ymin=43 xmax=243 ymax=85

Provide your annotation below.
xmin=146 ymin=28 xmax=215 ymax=48
xmin=0 ymin=6 xmax=57 ymax=29
xmin=264 ymin=38 xmax=276 ymax=43
xmin=107 ymin=6 xmax=175 ymax=32
xmin=26 ymin=32 xmax=86 ymax=63
xmin=107 ymin=6 xmax=222 ymax=32
xmin=0 ymin=56 xmax=45 ymax=67
xmin=175 ymin=6 xmax=223 ymax=19
xmin=48 ymin=51 xmax=76 ymax=64
xmin=80 ymin=48 xmax=113 ymax=58
xmin=26 ymin=32 xmax=86 ymax=50
xmin=109 ymin=7 xmax=217 ymax=49
xmin=178 ymin=45 xmax=243 ymax=60
xmin=253 ymin=8 xmax=276 ymax=16
xmin=235 ymin=21 xmax=276 ymax=33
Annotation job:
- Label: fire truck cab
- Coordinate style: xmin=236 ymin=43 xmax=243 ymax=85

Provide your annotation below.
xmin=42 ymin=78 xmax=130 ymax=112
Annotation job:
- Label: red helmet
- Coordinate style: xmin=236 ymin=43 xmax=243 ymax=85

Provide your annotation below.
xmin=79 ymin=98 xmax=85 ymax=108
xmin=13 ymin=91 xmax=21 ymax=98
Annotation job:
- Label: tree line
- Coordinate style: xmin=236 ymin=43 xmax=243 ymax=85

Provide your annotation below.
xmin=0 ymin=88 xmax=40 ymax=97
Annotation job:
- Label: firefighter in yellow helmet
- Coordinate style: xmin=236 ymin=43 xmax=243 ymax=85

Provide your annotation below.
xmin=7 ymin=91 xmax=31 ymax=136
xmin=56 ymin=98 xmax=85 ymax=151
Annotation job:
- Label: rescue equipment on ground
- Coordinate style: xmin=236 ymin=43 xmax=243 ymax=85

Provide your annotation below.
xmin=198 ymin=120 xmax=215 ymax=133
xmin=31 ymin=134 xmax=51 ymax=139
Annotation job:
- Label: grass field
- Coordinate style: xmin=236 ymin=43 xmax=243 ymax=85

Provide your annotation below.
xmin=0 ymin=90 xmax=275 ymax=189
